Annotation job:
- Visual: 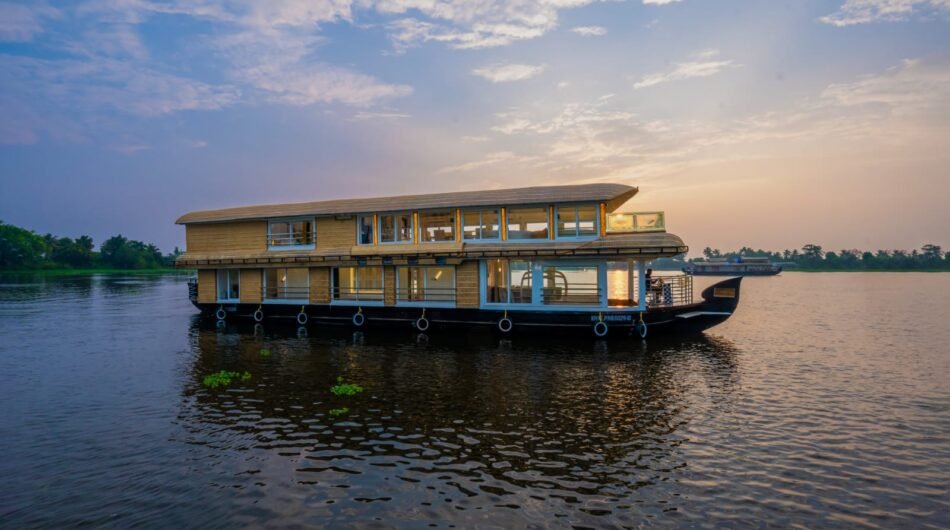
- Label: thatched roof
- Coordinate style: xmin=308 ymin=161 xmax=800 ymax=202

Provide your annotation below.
xmin=176 ymin=183 xmax=638 ymax=225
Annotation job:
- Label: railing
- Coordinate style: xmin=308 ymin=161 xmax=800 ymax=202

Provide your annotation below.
xmin=264 ymin=285 xmax=310 ymax=300
xmin=606 ymin=211 xmax=665 ymax=233
xmin=542 ymin=284 xmax=601 ymax=305
xmin=268 ymin=231 xmax=315 ymax=248
xmin=396 ymin=288 xmax=457 ymax=303
xmin=646 ymin=274 xmax=692 ymax=306
xmin=332 ymin=286 xmax=384 ymax=302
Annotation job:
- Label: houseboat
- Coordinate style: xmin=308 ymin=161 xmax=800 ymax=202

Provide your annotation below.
xmin=175 ymin=183 xmax=741 ymax=338
xmin=683 ymin=256 xmax=782 ymax=276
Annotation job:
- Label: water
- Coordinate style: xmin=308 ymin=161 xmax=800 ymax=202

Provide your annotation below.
xmin=1 ymin=273 xmax=948 ymax=528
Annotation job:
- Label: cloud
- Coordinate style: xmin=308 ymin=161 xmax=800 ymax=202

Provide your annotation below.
xmin=820 ymin=58 xmax=950 ymax=112
xmin=352 ymin=111 xmax=412 ymax=120
xmin=642 ymin=0 xmax=683 ymax=4
xmin=633 ymin=49 xmax=740 ymax=89
xmin=570 ymin=25 xmax=607 ymax=36
xmin=0 ymin=2 xmax=59 ymax=42
xmin=819 ymin=0 xmax=950 ymax=26
xmin=472 ymin=63 xmax=546 ymax=83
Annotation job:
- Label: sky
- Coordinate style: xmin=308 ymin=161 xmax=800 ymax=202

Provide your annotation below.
xmin=1 ymin=0 xmax=949 ymax=256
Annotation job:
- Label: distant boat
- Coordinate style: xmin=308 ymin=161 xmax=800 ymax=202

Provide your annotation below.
xmin=683 ymin=256 xmax=782 ymax=276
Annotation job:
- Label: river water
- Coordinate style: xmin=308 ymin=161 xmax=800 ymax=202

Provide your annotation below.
xmin=1 ymin=273 xmax=948 ymax=528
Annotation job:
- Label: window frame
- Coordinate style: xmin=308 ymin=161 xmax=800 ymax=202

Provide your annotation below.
xmin=418 ymin=210 xmax=457 ymax=243
xmin=216 ymin=269 xmax=240 ymax=302
xmin=330 ymin=266 xmax=385 ymax=305
xmin=356 ymin=214 xmax=375 ymax=246
xmin=395 ymin=265 xmax=457 ymax=307
xmin=505 ymin=207 xmax=551 ymax=242
xmin=378 ymin=212 xmax=414 ymax=245
xmin=462 ymin=209 xmax=501 ymax=241
xmin=267 ymin=217 xmax=316 ymax=251
xmin=262 ymin=267 xmax=310 ymax=304
xmin=555 ymin=205 xmax=599 ymax=240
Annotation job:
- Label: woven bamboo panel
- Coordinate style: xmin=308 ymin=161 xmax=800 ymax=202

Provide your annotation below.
xmin=310 ymin=268 xmax=330 ymax=304
xmin=456 ymin=260 xmax=479 ymax=308
xmin=240 ymin=269 xmax=262 ymax=304
xmin=186 ymin=221 xmax=266 ymax=254
xmin=197 ymin=269 xmax=216 ymax=303
xmin=316 ymin=217 xmax=355 ymax=253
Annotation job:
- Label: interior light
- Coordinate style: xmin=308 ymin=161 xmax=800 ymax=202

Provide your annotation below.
xmin=434 ymin=270 xmax=443 ymax=280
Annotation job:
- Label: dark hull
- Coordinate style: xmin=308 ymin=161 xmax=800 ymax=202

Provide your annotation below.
xmin=193 ymin=277 xmax=742 ymax=339
xmin=684 ymin=267 xmax=781 ymax=276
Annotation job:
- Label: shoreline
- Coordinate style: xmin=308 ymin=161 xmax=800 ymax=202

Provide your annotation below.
xmin=0 ymin=268 xmax=190 ymax=277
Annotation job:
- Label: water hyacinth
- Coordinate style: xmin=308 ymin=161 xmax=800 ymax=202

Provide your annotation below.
xmin=203 ymin=370 xmax=251 ymax=389
xmin=330 ymin=376 xmax=363 ymax=396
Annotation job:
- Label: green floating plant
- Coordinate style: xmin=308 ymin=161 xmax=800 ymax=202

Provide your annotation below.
xmin=259 ymin=348 xmax=271 ymax=357
xmin=329 ymin=407 xmax=350 ymax=417
xmin=330 ymin=376 xmax=364 ymax=397
xmin=203 ymin=370 xmax=252 ymax=389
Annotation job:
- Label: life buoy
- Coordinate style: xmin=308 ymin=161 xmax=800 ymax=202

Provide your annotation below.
xmin=215 ymin=307 xmax=226 ymax=320
xmin=498 ymin=317 xmax=513 ymax=333
xmin=636 ymin=321 xmax=648 ymax=339
xmin=253 ymin=308 xmax=264 ymax=322
xmin=297 ymin=312 xmax=308 ymax=325
xmin=352 ymin=312 xmax=365 ymax=327
xmin=415 ymin=317 xmax=429 ymax=332
xmin=593 ymin=321 xmax=608 ymax=337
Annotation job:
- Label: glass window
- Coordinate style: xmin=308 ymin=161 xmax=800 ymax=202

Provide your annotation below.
xmin=268 ymin=220 xmax=313 ymax=247
xmin=542 ymin=265 xmax=600 ymax=305
xmin=507 ymin=208 xmax=549 ymax=240
xmin=397 ymin=266 xmax=456 ymax=303
xmin=264 ymin=267 xmax=309 ymax=301
xmin=419 ymin=211 xmax=456 ymax=242
xmin=606 ymin=261 xmax=639 ymax=307
xmin=463 ymin=209 xmax=500 ymax=240
xmin=485 ymin=259 xmax=532 ymax=304
xmin=358 ymin=215 xmax=374 ymax=245
xmin=556 ymin=206 xmax=597 ymax=238
xmin=379 ymin=213 xmax=413 ymax=243
xmin=333 ymin=267 xmax=383 ymax=301
xmin=216 ymin=269 xmax=239 ymax=301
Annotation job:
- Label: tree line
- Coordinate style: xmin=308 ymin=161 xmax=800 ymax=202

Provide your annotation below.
xmin=0 ymin=221 xmax=181 ymax=270
xmin=695 ymin=244 xmax=949 ymax=271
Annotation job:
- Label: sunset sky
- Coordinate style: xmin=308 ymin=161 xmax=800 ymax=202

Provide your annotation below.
xmin=1 ymin=0 xmax=948 ymax=255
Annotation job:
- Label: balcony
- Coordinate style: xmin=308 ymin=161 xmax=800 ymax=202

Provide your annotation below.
xmin=606 ymin=211 xmax=665 ymax=234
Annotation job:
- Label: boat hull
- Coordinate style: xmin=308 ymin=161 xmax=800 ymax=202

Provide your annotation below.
xmin=192 ymin=277 xmax=742 ymax=338
xmin=684 ymin=267 xmax=781 ymax=276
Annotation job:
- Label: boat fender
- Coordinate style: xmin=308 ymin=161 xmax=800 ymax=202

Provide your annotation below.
xmin=593 ymin=321 xmax=608 ymax=337
xmin=636 ymin=321 xmax=648 ymax=339
xmin=253 ymin=306 xmax=264 ymax=323
xmin=415 ymin=317 xmax=429 ymax=332
xmin=296 ymin=307 xmax=308 ymax=326
xmin=215 ymin=306 xmax=227 ymax=321
xmin=352 ymin=308 xmax=365 ymax=327
xmin=498 ymin=316 xmax=513 ymax=333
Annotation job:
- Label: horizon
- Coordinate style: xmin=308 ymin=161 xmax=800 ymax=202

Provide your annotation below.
xmin=2 ymin=0 xmax=949 ymax=256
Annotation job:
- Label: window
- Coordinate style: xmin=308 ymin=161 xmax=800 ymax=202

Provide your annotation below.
xmin=379 ymin=213 xmax=413 ymax=243
xmin=358 ymin=215 xmax=375 ymax=245
xmin=462 ymin=209 xmax=500 ymax=240
xmin=268 ymin=219 xmax=314 ymax=248
xmin=542 ymin=265 xmax=600 ymax=305
xmin=556 ymin=206 xmax=597 ymax=238
xmin=332 ymin=267 xmax=384 ymax=302
xmin=506 ymin=207 xmax=549 ymax=240
xmin=419 ymin=211 xmax=456 ymax=242
xmin=264 ymin=267 xmax=309 ymax=301
xmin=397 ymin=266 xmax=456 ymax=303
xmin=216 ymin=269 xmax=239 ymax=301
xmin=485 ymin=259 xmax=532 ymax=304
xmin=606 ymin=261 xmax=640 ymax=307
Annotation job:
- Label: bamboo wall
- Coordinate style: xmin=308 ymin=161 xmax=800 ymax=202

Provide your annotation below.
xmin=197 ymin=269 xmax=216 ymax=303
xmin=315 ymin=217 xmax=355 ymax=253
xmin=240 ymin=269 xmax=262 ymax=304
xmin=456 ymin=261 xmax=479 ymax=307
xmin=186 ymin=221 xmax=266 ymax=254
xmin=384 ymin=267 xmax=396 ymax=306
xmin=309 ymin=268 xmax=330 ymax=304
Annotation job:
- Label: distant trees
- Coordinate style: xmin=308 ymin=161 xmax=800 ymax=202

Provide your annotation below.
xmin=691 ymin=243 xmax=948 ymax=271
xmin=0 ymin=221 xmax=178 ymax=270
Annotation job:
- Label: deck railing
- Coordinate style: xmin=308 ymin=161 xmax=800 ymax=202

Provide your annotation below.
xmin=332 ymin=286 xmax=384 ymax=302
xmin=541 ymin=284 xmax=601 ymax=305
xmin=646 ymin=274 xmax=693 ymax=307
xmin=606 ymin=211 xmax=666 ymax=233
xmin=396 ymin=287 xmax=457 ymax=304
xmin=268 ymin=231 xmax=315 ymax=248
xmin=264 ymin=285 xmax=310 ymax=301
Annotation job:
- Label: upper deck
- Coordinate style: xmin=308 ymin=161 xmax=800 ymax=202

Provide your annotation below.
xmin=175 ymin=183 xmax=687 ymax=268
